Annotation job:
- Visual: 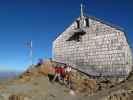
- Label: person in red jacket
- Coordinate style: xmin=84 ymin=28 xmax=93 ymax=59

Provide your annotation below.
xmin=59 ymin=66 xmax=65 ymax=81
xmin=52 ymin=66 xmax=62 ymax=82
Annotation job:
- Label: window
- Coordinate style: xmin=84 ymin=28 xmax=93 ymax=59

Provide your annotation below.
xmin=67 ymin=30 xmax=86 ymax=42
xmin=76 ymin=20 xmax=80 ymax=28
xmin=85 ymin=18 xmax=89 ymax=27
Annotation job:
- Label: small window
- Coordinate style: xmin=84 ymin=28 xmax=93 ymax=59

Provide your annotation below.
xmin=67 ymin=30 xmax=86 ymax=42
xmin=85 ymin=18 xmax=89 ymax=27
xmin=76 ymin=20 xmax=80 ymax=28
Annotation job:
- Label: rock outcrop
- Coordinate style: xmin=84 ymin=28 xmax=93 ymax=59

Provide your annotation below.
xmin=0 ymin=60 xmax=132 ymax=100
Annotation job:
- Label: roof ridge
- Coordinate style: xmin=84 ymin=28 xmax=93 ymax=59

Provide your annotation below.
xmin=85 ymin=14 xmax=124 ymax=31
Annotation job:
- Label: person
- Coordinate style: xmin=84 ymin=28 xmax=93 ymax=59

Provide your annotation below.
xmin=59 ymin=66 xmax=65 ymax=81
xmin=52 ymin=66 xmax=62 ymax=83
xmin=64 ymin=65 xmax=72 ymax=88
xmin=66 ymin=65 xmax=72 ymax=73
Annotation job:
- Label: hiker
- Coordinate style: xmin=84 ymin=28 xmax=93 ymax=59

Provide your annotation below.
xmin=52 ymin=66 xmax=62 ymax=83
xmin=64 ymin=65 xmax=72 ymax=88
xmin=59 ymin=65 xmax=65 ymax=81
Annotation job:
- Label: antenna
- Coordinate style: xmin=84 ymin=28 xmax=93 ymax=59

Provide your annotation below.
xmin=26 ymin=40 xmax=33 ymax=66
xmin=80 ymin=3 xmax=84 ymax=18
xmin=30 ymin=40 xmax=33 ymax=66
xmin=80 ymin=3 xmax=85 ymax=28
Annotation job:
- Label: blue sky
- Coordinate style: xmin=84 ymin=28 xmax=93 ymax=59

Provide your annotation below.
xmin=0 ymin=0 xmax=132 ymax=72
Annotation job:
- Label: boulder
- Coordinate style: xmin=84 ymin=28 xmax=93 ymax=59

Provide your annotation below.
xmin=38 ymin=60 xmax=55 ymax=76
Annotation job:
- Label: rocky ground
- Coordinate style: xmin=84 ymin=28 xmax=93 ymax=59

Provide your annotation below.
xmin=0 ymin=60 xmax=133 ymax=100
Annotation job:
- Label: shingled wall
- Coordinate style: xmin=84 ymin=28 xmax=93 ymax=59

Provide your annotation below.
xmin=53 ymin=16 xmax=133 ymax=76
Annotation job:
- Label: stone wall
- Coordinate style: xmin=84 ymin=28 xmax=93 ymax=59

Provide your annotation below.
xmin=53 ymin=16 xmax=133 ymax=76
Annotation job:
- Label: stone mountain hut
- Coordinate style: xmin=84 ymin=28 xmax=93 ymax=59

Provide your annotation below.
xmin=52 ymin=4 xmax=133 ymax=77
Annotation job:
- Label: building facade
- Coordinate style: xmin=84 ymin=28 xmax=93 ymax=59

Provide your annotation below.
xmin=52 ymin=6 xmax=133 ymax=76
